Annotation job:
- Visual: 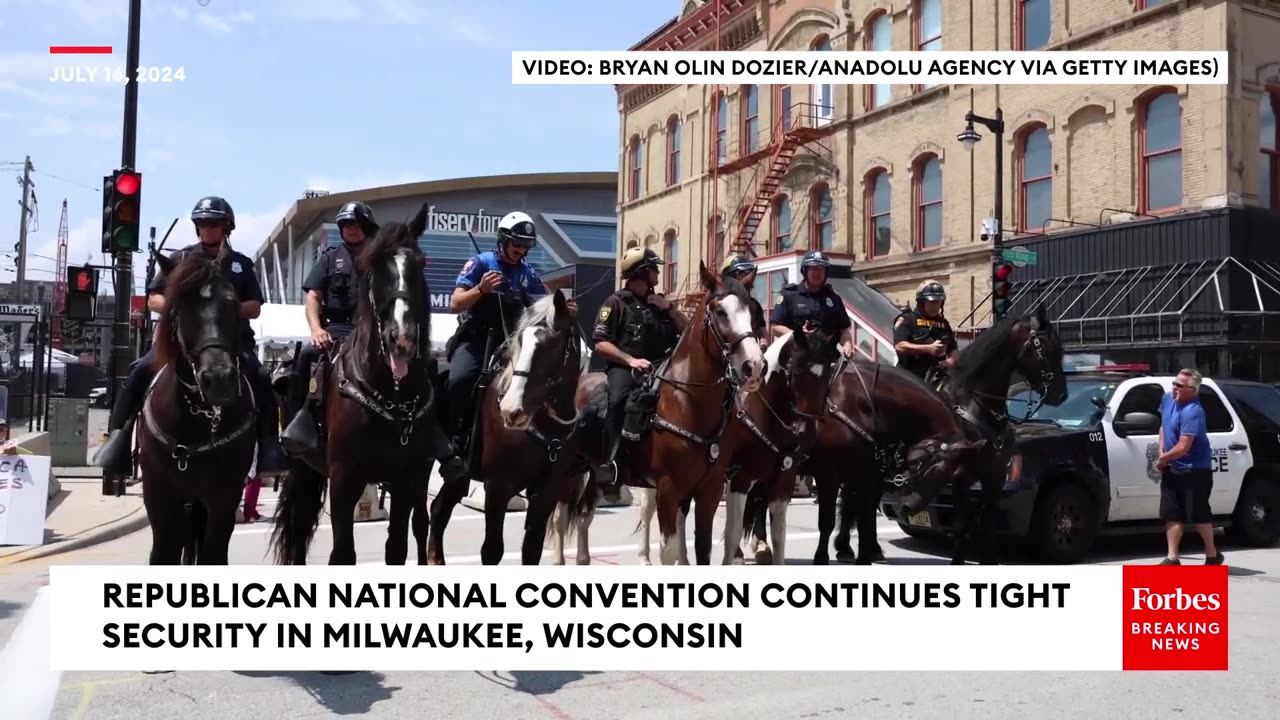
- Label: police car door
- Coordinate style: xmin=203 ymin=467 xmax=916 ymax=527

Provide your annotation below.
xmin=1105 ymin=379 xmax=1167 ymax=521
xmin=1193 ymin=380 xmax=1252 ymax=516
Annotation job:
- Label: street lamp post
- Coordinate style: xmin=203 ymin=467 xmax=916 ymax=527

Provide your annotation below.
xmin=957 ymin=107 xmax=1008 ymax=321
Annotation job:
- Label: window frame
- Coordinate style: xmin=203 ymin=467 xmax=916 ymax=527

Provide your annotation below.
xmin=1137 ymin=88 xmax=1183 ymax=214
xmin=865 ymin=169 xmax=892 ymax=259
xmin=913 ymin=0 xmax=942 ymax=94
xmin=1017 ymin=124 xmax=1052 ymax=232
xmin=1016 ymin=0 xmax=1050 ymax=51
xmin=913 ymin=154 xmax=942 ymax=251
xmin=628 ymin=134 xmax=643 ymax=201
xmin=810 ymin=183 xmax=834 ymax=252
xmin=666 ymin=115 xmax=681 ymax=187
xmin=741 ymin=84 xmax=760 ymax=155
xmin=863 ymin=10 xmax=891 ymax=111
xmin=663 ymin=229 xmax=679 ymax=294
xmin=771 ymin=194 xmax=792 ymax=254
xmin=1261 ymin=89 xmax=1279 ymax=209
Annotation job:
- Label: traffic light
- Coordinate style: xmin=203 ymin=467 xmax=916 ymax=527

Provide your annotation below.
xmin=65 ymin=264 xmax=97 ymax=321
xmin=992 ymin=260 xmax=1014 ymax=320
xmin=102 ymin=168 xmax=142 ymax=253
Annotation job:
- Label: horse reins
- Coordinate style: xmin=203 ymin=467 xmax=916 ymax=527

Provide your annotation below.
xmin=503 ymin=321 xmax=583 ymax=465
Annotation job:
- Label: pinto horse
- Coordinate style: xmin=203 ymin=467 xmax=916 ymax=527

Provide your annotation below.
xmin=140 ymin=246 xmax=258 ymax=564
xmin=574 ymin=262 xmax=766 ymax=565
xmin=897 ymin=303 xmax=1068 ymax=564
xmin=716 ymin=327 xmax=842 ymax=565
xmin=271 ymin=206 xmax=442 ymax=566
xmin=425 ymin=290 xmax=588 ymax=565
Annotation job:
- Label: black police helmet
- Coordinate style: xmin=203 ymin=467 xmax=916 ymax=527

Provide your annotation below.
xmin=191 ymin=196 xmax=235 ymax=232
xmin=722 ymin=254 xmax=757 ymax=277
xmin=335 ymin=201 xmax=380 ymax=236
xmin=916 ymin=280 xmax=946 ymax=303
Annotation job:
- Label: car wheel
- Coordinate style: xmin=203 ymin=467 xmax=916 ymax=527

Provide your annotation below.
xmin=1228 ymin=474 xmax=1280 ymax=548
xmin=896 ymin=521 xmax=930 ymax=539
xmin=1030 ymin=481 xmax=1099 ymax=564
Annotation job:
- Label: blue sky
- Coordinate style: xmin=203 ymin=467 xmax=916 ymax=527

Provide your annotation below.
xmin=0 ymin=0 xmax=676 ymax=293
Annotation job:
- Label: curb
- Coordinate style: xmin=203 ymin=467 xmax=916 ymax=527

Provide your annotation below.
xmin=0 ymin=505 xmax=150 ymax=566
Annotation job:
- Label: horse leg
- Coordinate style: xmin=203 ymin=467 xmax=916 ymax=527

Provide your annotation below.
xmin=854 ymin=483 xmax=883 ymax=565
xmin=812 ymin=470 xmax=838 ymax=565
xmin=145 ymin=492 xmax=185 ymax=565
xmin=655 ymin=480 xmax=686 ymax=566
xmin=767 ymin=495 xmax=789 ymax=565
xmin=201 ymin=491 xmax=239 ymax=565
xmin=412 ymin=486 xmax=431 ymax=565
xmin=633 ymin=486 xmax=657 ymax=565
xmin=548 ymin=495 xmax=571 ymax=565
xmin=676 ymin=495 xmax=692 ymax=565
xmin=750 ymin=490 xmax=771 ymax=564
xmin=950 ymin=481 xmax=974 ymax=565
xmin=426 ymin=475 xmax=469 ymax=565
xmin=976 ymin=476 xmax=1002 ymax=565
xmin=327 ymin=475 xmax=362 ymax=566
xmin=574 ymin=491 xmax=597 ymax=566
xmin=834 ymin=479 xmax=856 ymax=563
xmin=693 ymin=480 xmax=721 ymax=566
xmin=385 ymin=482 xmax=411 ymax=565
xmin=480 ymin=480 xmax=509 ymax=566
xmin=722 ymin=478 xmax=750 ymax=566
xmin=521 ymin=487 xmax=557 ymax=565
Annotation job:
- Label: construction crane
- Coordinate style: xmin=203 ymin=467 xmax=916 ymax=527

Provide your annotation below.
xmin=51 ymin=199 xmax=69 ymax=350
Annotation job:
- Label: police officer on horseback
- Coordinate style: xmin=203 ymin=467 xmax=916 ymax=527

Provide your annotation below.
xmin=722 ymin=254 xmax=767 ymax=341
xmin=768 ymin=250 xmax=856 ymax=358
xmin=443 ymin=211 xmax=575 ymax=481
xmin=591 ymin=247 xmax=687 ymax=480
xmin=95 ymin=196 xmax=288 ymax=479
xmin=892 ymin=279 xmax=957 ymax=383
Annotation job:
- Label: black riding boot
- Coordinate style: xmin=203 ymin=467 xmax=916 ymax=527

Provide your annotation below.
xmin=255 ymin=399 xmax=288 ymax=477
xmin=280 ymin=371 xmax=319 ymax=457
xmin=94 ymin=418 xmax=136 ymax=477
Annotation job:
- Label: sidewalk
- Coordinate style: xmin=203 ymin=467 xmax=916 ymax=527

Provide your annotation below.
xmin=0 ymin=472 xmax=148 ymax=566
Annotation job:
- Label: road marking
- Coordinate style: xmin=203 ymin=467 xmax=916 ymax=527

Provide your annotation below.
xmin=359 ymin=525 xmax=907 ymax=565
xmin=0 ymin=586 xmax=62 ymax=720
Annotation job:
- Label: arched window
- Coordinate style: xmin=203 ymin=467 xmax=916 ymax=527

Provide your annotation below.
xmin=708 ymin=214 xmax=725 ymax=260
xmin=628 ymin=134 xmax=643 ymax=201
xmin=775 ymin=84 xmax=792 ymax=131
xmin=772 ymin=194 xmax=792 ymax=253
xmin=1018 ymin=126 xmax=1052 ymax=231
xmin=666 ymin=115 xmax=681 ymax=186
xmin=712 ymin=91 xmax=729 ymax=166
xmin=864 ymin=12 xmax=891 ymax=110
xmin=811 ymin=35 xmax=833 ymax=125
xmin=913 ymin=155 xmax=942 ymax=250
xmin=1261 ymin=91 xmax=1278 ymax=209
xmin=1018 ymin=0 xmax=1049 ymax=50
xmin=663 ymin=229 xmax=679 ymax=293
xmin=811 ymin=183 xmax=833 ymax=251
xmin=865 ymin=169 xmax=892 ymax=258
xmin=741 ymin=85 xmax=759 ymax=154
xmin=1139 ymin=89 xmax=1182 ymax=213
xmin=914 ymin=0 xmax=942 ymax=91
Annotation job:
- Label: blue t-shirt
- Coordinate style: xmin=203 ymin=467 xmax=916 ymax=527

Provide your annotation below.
xmin=454 ymin=251 xmax=547 ymax=296
xmin=1159 ymin=392 xmax=1212 ymax=471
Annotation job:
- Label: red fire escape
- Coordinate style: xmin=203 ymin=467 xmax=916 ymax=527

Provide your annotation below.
xmin=50 ymin=199 xmax=69 ymax=350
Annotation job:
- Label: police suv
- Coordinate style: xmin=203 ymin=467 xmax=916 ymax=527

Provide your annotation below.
xmin=881 ymin=365 xmax=1280 ymax=563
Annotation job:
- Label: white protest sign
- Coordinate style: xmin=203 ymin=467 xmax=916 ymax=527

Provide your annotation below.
xmin=0 ymin=454 xmax=51 ymax=546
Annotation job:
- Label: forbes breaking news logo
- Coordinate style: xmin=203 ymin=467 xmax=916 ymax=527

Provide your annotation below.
xmin=1122 ymin=566 xmax=1228 ymax=671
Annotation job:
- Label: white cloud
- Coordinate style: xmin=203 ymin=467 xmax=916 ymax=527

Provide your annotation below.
xmin=40 ymin=0 xmax=127 ymax=24
xmin=276 ymin=0 xmax=360 ymax=21
xmin=450 ymin=19 xmax=494 ymax=47
xmin=145 ymin=148 xmax=176 ymax=166
xmin=170 ymin=5 xmax=189 ymax=20
xmin=196 ymin=12 xmax=232 ymax=32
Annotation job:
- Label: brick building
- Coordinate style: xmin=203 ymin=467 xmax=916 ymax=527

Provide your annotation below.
xmin=617 ymin=0 xmax=1280 ymax=365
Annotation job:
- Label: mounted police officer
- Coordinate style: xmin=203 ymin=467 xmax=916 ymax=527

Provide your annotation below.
xmin=591 ymin=247 xmax=688 ymax=478
xmin=443 ymin=211 xmax=575 ymax=480
xmin=722 ymin=254 xmax=767 ymax=341
xmin=768 ymin=250 xmax=856 ymax=358
xmin=94 ymin=196 xmax=288 ymax=480
xmin=892 ymin=279 xmax=957 ymax=383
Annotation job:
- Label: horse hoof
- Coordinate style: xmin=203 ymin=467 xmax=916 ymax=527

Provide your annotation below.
xmin=576 ymin=556 xmax=591 ymax=566
xmin=639 ymin=558 xmax=651 ymax=566
xmin=835 ymin=550 xmax=856 ymax=563
xmin=754 ymin=547 xmax=773 ymax=565
xmin=812 ymin=554 xmax=830 ymax=566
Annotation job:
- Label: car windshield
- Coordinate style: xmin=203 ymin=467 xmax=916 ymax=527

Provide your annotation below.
xmin=1006 ymin=379 xmax=1121 ymax=428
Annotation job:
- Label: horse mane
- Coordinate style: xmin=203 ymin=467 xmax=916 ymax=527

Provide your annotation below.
xmin=152 ymin=251 xmax=231 ymax=370
xmin=494 ymin=294 xmax=568 ymax=395
xmin=947 ymin=314 xmax=1021 ymax=387
xmin=349 ymin=219 xmax=426 ymax=354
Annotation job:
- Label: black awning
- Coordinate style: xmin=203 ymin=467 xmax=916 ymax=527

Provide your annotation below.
xmin=970 ymin=257 xmax=1280 ymax=350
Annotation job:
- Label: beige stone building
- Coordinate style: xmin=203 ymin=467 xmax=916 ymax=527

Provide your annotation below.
xmin=616 ymin=0 xmax=1280 ymax=359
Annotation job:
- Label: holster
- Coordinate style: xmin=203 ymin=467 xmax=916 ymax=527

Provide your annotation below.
xmin=621 ymin=387 xmax=657 ymax=441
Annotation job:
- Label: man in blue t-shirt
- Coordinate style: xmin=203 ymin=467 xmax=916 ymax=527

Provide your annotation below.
xmin=1155 ymin=368 xmax=1224 ymax=566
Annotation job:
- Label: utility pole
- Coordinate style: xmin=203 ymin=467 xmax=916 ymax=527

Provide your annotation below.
xmin=10 ymin=155 xmax=33 ymax=374
xmin=110 ymin=0 xmax=142 ymax=408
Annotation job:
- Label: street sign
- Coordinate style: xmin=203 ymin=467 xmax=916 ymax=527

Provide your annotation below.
xmin=1002 ymin=246 xmax=1038 ymax=267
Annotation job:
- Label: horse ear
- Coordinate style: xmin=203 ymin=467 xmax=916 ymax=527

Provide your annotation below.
xmin=409 ymin=202 xmax=430 ymax=239
xmin=698 ymin=260 xmax=719 ymax=291
xmin=1034 ymin=302 xmax=1049 ymax=328
xmin=152 ymin=248 xmax=175 ymax=277
xmin=552 ymin=288 xmax=568 ymax=318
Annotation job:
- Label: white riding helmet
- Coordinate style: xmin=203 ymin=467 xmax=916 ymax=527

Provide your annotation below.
xmin=497 ymin=211 xmax=537 ymax=248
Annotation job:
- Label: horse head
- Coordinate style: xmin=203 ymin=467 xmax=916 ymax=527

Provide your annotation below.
xmin=1009 ymin=303 xmax=1067 ymax=407
xmin=695 ymin=260 xmax=766 ymax=393
xmin=898 ymin=436 xmax=990 ymax=512
xmin=356 ymin=205 xmax=431 ymax=381
xmin=496 ymin=290 xmax=580 ymax=430
xmin=152 ymin=244 xmax=244 ymax=408
xmin=775 ymin=324 xmax=842 ymax=420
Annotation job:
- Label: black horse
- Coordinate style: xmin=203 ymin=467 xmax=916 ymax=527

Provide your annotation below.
xmin=139 ymin=246 xmax=259 ymax=565
xmin=271 ymin=205 xmax=445 ymax=565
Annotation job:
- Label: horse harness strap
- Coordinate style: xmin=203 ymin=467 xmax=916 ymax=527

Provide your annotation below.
xmin=336 ymin=350 xmax=434 ymax=445
xmin=142 ymin=365 xmax=257 ymax=472
xmin=954 ymin=404 xmax=1016 ymax=454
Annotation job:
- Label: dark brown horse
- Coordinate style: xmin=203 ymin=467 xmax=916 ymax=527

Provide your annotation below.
xmin=140 ymin=246 xmax=258 ymax=564
xmin=713 ymin=327 xmax=843 ymax=564
xmin=425 ymin=290 xmax=588 ymax=565
xmin=270 ymin=206 xmax=440 ymax=566
xmin=574 ymin=262 xmax=766 ymax=565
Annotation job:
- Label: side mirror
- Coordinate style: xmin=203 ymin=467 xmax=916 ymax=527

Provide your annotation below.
xmin=1090 ymin=396 xmax=1107 ymax=410
xmin=1112 ymin=411 xmax=1160 ymax=438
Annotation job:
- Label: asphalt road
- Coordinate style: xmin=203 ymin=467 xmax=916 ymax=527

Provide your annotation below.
xmin=2 ymin=494 xmax=1278 ymax=720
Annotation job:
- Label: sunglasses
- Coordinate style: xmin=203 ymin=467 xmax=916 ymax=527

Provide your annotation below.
xmin=1172 ymin=381 xmax=1193 ymax=389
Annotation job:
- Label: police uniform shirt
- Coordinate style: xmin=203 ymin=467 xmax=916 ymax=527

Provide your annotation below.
xmin=148 ymin=243 xmax=264 ymax=345
xmin=591 ymin=289 xmax=679 ymax=363
xmin=303 ymin=243 xmax=432 ymax=323
xmin=768 ymin=283 xmax=852 ymax=334
xmin=455 ymin=251 xmax=547 ymax=298
xmin=892 ymin=309 xmax=957 ymax=353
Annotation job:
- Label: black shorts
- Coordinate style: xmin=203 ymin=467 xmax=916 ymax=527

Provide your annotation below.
xmin=1159 ymin=468 xmax=1213 ymax=524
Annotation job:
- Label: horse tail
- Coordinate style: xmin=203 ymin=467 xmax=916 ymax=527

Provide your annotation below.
xmin=742 ymin=486 xmax=767 ymax=545
xmin=181 ymin=501 xmax=205 ymax=565
xmin=269 ymin=464 xmax=325 ymax=565
xmin=546 ymin=470 xmax=599 ymax=547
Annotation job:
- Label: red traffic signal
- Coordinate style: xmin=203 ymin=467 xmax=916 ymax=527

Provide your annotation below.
xmin=67 ymin=265 xmax=97 ymax=295
xmin=994 ymin=263 xmax=1013 ymax=282
xmin=115 ymin=171 xmax=140 ymax=196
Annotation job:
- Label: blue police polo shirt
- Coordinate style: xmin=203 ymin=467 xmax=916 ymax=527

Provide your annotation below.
xmin=455 ymin=251 xmax=547 ymax=296
xmin=1159 ymin=392 xmax=1212 ymax=471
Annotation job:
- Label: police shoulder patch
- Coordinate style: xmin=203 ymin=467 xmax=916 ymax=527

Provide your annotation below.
xmin=775 ymin=294 xmax=785 ymax=306
xmin=598 ymin=306 xmax=611 ymax=321
xmin=460 ymin=258 xmax=475 ymax=275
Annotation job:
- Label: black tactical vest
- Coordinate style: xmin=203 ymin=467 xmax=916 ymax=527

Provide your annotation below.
xmin=614 ymin=289 xmax=680 ymax=362
xmin=896 ymin=308 xmax=954 ymax=378
xmin=323 ymin=243 xmax=357 ymax=326
xmin=459 ymin=283 xmax=530 ymax=341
